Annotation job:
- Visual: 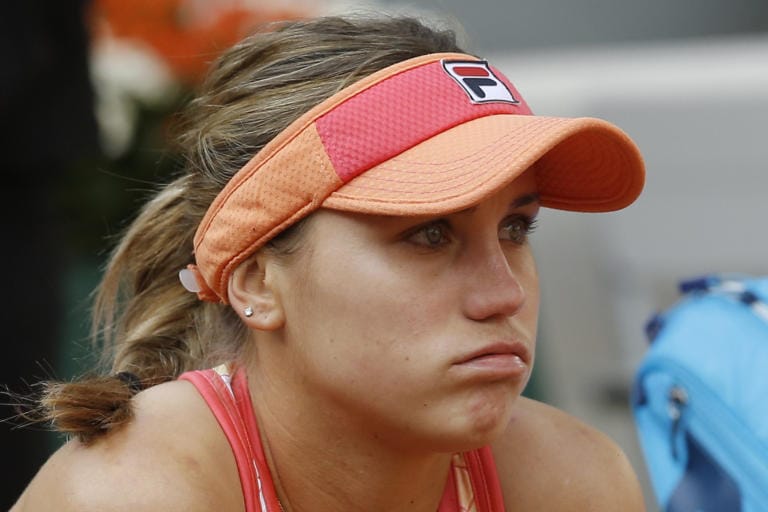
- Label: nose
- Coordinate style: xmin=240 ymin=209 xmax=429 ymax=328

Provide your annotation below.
xmin=461 ymin=242 xmax=527 ymax=321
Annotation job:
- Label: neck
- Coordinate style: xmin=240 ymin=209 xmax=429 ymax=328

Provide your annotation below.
xmin=247 ymin=365 xmax=453 ymax=512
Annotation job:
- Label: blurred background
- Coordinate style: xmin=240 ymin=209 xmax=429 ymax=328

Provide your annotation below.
xmin=2 ymin=0 xmax=766 ymax=509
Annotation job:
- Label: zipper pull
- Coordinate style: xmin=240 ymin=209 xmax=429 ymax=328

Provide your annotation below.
xmin=668 ymin=385 xmax=688 ymax=460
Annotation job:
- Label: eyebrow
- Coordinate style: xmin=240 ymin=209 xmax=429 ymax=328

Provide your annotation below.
xmin=511 ymin=193 xmax=540 ymax=208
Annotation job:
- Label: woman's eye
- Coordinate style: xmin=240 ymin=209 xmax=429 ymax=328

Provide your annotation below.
xmin=499 ymin=216 xmax=537 ymax=244
xmin=409 ymin=221 xmax=450 ymax=247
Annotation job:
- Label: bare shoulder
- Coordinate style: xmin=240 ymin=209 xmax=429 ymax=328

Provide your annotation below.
xmin=491 ymin=397 xmax=645 ymax=512
xmin=11 ymin=380 xmax=243 ymax=512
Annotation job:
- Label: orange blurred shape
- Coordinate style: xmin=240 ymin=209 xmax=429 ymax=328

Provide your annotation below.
xmin=90 ymin=0 xmax=308 ymax=84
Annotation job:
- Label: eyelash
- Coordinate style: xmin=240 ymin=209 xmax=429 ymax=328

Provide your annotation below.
xmin=407 ymin=215 xmax=538 ymax=248
xmin=500 ymin=215 xmax=538 ymax=244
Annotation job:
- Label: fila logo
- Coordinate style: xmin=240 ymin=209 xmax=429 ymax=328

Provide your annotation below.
xmin=442 ymin=60 xmax=519 ymax=104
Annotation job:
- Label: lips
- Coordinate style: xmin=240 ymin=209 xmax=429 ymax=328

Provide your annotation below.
xmin=449 ymin=340 xmax=531 ymax=381
xmin=454 ymin=341 xmax=531 ymax=366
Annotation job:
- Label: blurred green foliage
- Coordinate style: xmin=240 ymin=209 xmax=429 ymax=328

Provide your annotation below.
xmin=58 ymin=95 xmax=188 ymax=258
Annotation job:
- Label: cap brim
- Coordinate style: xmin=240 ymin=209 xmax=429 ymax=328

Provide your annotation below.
xmin=322 ymin=114 xmax=645 ymax=215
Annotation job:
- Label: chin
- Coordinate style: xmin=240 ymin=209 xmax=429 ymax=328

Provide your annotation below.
xmin=434 ymin=391 xmax=520 ymax=453
xmin=465 ymin=409 xmax=515 ymax=447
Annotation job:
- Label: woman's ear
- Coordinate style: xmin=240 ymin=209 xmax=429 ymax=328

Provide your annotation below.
xmin=227 ymin=251 xmax=285 ymax=331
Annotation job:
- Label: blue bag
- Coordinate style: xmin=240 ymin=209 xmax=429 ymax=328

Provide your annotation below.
xmin=631 ymin=274 xmax=768 ymax=511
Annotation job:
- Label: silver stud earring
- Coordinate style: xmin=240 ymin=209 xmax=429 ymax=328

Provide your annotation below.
xmin=244 ymin=306 xmax=254 ymax=317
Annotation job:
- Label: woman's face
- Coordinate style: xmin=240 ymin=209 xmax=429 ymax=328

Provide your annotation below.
xmin=267 ymin=170 xmax=540 ymax=453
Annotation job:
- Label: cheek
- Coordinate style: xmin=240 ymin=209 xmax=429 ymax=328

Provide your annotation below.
xmin=505 ymin=244 xmax=541 ymax=335
xmin=280 ymin=256 xmax=445 ymax=420
xmin=522 ymin=254 xmax=540 ymax=328
xmin=282 ymin=249 xmax=435 ymax=369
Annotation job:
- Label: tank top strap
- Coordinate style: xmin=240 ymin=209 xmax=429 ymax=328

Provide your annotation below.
xmin=179 ymin=365 xmax=282 ymax=512
xmin=438 ymin=448 xmax=506 ymax=511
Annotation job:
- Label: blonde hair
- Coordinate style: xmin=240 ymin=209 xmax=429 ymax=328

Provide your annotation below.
xmin=34 ymin=15 xmax=465 ymax=443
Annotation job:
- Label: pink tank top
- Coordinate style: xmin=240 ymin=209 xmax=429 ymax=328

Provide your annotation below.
xmin=180 ymin=365 xmax=505 ymax=512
